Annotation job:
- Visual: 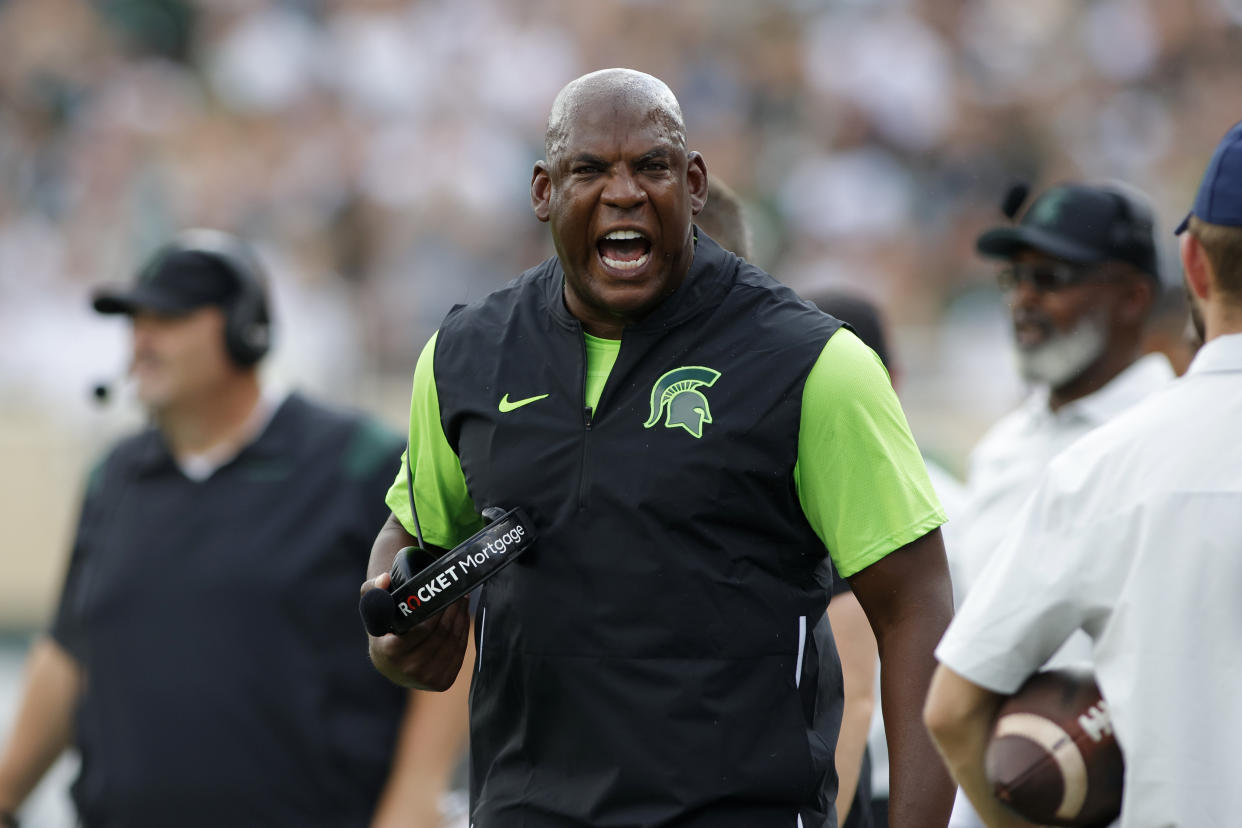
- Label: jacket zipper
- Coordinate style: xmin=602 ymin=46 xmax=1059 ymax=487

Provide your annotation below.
xmin=578 ymin=405 xmax=593 ymax=509
xmin=577 ymin=328 xmax=592 ymax=510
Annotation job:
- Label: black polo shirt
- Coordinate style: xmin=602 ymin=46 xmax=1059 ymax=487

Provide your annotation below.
xmin=52 ymin=393 xmax=405 ymax=828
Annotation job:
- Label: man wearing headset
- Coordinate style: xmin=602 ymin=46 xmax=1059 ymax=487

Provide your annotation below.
xmin=0 ymin=232 xmax=458 ymax=827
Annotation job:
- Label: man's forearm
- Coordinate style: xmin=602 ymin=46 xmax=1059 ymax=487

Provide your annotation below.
xmin=924 ymin=665 xmax=1041 ymax=828
xmin=0 ymin=638 xmax=81 ymax=812
xmin=827 ymin=595 xmax=878 ymax=823
xmin=877 ymin=617 xmax=955 ymax=826
xmin=850 ymin=529 xmax=956 ymax=828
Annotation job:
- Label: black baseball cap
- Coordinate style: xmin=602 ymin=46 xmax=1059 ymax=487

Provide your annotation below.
xmin=93 ymin=249 xmax=240 ymax=316
xmin=976 ymin=183 xmax=1160 ymax=283
xmin=1175 ymin=120 xmax=1242 ymax=235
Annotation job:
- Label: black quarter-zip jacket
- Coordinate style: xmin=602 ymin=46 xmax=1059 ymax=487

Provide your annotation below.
xmin=434 ymin=233 xmax=846 ymax=827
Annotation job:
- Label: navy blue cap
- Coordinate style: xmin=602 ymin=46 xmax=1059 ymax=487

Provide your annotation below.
xmin=1175 ymin=121 xmax=1242 ymax=235
xmin=977 ymin=183 xmax=1159 ymax=283
xmin=93 ymin=250 xmax=239 ymax=316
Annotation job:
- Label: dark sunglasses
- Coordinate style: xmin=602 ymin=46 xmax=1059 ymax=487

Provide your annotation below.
xmin=996 ymin=261 xmax=1101 ymax=292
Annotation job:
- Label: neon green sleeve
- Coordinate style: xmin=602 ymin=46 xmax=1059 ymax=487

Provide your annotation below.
xmin=384 ymin=332 xmax=485 ymax=548
xmin=795 ymin=329 xmax=946 ymax=578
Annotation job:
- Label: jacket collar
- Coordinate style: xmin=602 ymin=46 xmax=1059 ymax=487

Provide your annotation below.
xmin=1186 ymin=332 xmax=1242 ymax=376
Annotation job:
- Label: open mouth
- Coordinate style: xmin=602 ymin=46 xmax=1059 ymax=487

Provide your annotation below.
xmin=1013 ymin=311 xmax=1052 ymax=350
xmin=1014 ymin=323 xmax=1047 ymax=349
xmin=597 ymin=229 xmax=652 ymax=273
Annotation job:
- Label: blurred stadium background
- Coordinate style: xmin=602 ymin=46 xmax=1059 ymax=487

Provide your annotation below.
xmin=1 ymin=0 xmax=1240 ymax=820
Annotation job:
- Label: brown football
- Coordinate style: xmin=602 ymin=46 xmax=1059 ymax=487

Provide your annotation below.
xmin=983 ymin=668 xmax=1124 ymax=827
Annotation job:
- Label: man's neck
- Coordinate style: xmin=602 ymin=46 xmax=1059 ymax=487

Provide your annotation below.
xmin=1203 ymin=304 xmax=1242 ymax=342
xmin=157 ymin=375 xmax=264 ymax=460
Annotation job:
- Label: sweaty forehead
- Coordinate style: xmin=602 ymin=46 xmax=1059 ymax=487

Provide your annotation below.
xmin=568 ymin=100 xmax=679 ymax=150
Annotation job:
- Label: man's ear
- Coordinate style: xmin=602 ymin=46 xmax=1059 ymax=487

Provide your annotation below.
xmin=531 ymin=161 xmax=552 ymax=223
xmin=1117 ymin=272 xmax=1156 ymax=326
xmin=1180 ymin=232 xmax=1213 ymax=301
xmin=687 ymin=152 xmax=708 ymax=216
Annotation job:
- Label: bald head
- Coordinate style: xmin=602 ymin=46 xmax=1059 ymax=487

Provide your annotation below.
xmin=545 ymin=68 xmax=686 ymax=165
xmin=530 ymin=68 xmax=708 ymax=338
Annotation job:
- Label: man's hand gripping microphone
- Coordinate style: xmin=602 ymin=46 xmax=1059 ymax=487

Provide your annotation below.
xmin=359 ymin=505 xmax=536 ymax=637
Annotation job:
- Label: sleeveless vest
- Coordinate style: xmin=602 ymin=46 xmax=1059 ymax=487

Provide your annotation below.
xmin=435 ymin=233 xmax=846 ymax=827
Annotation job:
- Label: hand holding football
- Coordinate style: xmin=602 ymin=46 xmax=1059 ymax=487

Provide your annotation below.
xmin=984 ymin=669 xmax=1124 ymax=827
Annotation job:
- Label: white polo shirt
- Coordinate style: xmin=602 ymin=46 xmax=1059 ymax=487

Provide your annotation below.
xmin=936 ymin=333 xmax=1242 ymax=827
xmin=955 ymin=353 xmax=1174 ymax=603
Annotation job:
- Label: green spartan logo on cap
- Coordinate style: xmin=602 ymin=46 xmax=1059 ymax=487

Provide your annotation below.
xmin=1030 ymin=190 xmax=1070 ymax=226
xmin=643 ymin=366 xmax=721 ymax=439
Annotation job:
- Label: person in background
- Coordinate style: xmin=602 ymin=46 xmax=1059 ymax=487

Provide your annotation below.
xmin=0 ymin=231 xmax=459 ymax=828
xmin=1141 ymin=283 xmax=1201 ymax=376
xmin=925 ymin=119 xmax=1242 ymax=828
xmin=695 ymin=173 xmax=754 ymax=260
xmin=943 ymin=180 xmax=1172 ymax=827
xmin=954 ymin=181 xmax=1172 ymax=616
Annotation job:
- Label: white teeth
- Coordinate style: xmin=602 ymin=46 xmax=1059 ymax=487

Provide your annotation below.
xmin=599 ymin=229 xmax=650 ymax=271
xmin=601 ymin=252 xmax=651 ymax=271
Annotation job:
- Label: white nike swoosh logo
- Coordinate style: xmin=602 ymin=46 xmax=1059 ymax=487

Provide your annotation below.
xmin=498 ymin=393 xmax=550 ymax=413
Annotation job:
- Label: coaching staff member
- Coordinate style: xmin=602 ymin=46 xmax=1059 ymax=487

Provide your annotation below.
xmin=364 ymin=69 xmax=956 ymax=828
xmin=0 ymin=232 xmax=438 ymax=827
xmin=925 ymin=122 xmax=1242 ymax=826
xmin=953 ymin=181 xmax=1172 ymax=609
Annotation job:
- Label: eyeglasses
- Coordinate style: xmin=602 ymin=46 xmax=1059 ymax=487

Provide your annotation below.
xmin=996 ymin=262 xmax=1099 ymax=292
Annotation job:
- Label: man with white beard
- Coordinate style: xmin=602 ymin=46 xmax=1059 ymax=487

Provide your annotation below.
xmin=943 ymin=182 xmax=1171 ymax=828
xmin=955 ymin=182 xmax=1172 ymax=642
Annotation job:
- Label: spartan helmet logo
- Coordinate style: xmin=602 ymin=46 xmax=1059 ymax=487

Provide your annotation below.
xmin=1029 ymin=189 xmax=1070 ymax=226
xmin=643 ymin=366 xmax=721 ymax=439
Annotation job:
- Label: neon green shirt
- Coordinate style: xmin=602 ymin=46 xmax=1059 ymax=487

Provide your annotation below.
xmin=583 ymin=333 xmax=620 ymax=412
xmin=385 ymin=328 xmax=943 ymax=576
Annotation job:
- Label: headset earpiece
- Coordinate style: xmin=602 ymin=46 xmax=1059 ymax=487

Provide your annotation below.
xmin=171 ymin=229 xmax=272 ymax=366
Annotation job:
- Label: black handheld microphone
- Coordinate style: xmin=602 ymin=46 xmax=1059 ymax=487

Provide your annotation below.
xmin=360 ymin=506 xmax=535 ymax=636
xmin=359 ymin=449 xmax=536 ymax=637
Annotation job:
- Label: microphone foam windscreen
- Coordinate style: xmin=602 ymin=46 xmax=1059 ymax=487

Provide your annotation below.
xmin=360 ymin=589 xmax=397 ymax=637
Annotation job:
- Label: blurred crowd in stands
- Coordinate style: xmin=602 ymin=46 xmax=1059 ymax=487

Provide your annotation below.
xmin=2 ymin=4 xmax=1237 ymax=821
xmin=2 ymin=0 xmax=1240 ymax=524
